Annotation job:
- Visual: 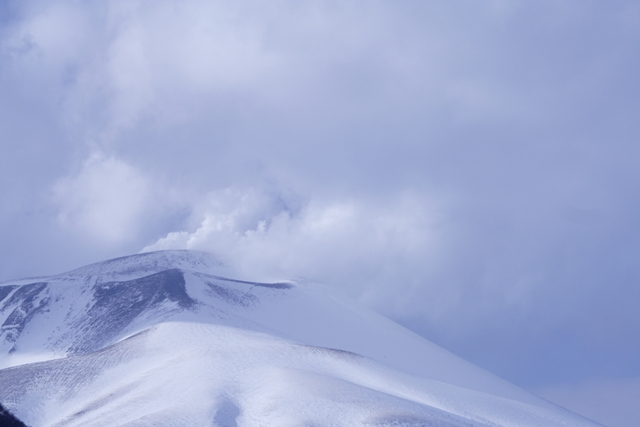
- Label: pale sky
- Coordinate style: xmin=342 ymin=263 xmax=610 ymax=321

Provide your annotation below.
xmin=1 ymin=1 xmax=639 ymax=425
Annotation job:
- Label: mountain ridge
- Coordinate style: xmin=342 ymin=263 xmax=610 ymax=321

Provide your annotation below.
xmin=0 ymin=250 xmax=602 ymax=427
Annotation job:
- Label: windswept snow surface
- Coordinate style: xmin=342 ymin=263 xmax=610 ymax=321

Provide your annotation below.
xmin=0 ymin=250 xmax=602 ymax=427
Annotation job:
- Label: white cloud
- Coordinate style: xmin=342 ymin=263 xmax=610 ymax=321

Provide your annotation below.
xmin=102 ymin=0 xmax=281 ymax=130
xmin=144 ymin=187 xmax=443 ymax=303
xmin=53 ymin=152 xmax=151 ymax=243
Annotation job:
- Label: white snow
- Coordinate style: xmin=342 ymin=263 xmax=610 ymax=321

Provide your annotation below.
xmin=0 ymin=250 xmax=603 ymax=427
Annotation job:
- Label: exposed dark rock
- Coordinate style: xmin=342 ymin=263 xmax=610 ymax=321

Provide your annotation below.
xmin=213 ymin=276 xmax=292 ymax=289
xmin=0 ymin=286 xmax=17 ymax=305
xmin=1 ymin=283 xmax=49 ymax=347
xmin=205 ymin=282 xmax=258 ymax=307
xmin=70 ymin=269 xmax=194 ymax=354
xmin=0 ymin=403 xmax=27 ymax=427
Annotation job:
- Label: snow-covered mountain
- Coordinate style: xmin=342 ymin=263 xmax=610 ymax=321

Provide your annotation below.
xmin=0 ymin=250 xmax=602 ymax=427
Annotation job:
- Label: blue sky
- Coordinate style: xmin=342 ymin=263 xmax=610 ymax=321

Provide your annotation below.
xmin=1 ymin=1 xmax=639 ymax=425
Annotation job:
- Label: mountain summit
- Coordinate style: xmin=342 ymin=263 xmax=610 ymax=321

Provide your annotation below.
xmin=0 ymin=250 xmax=600 ymax=426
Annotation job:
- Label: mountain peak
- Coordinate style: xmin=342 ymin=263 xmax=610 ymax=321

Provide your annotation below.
xmin=0 ymin=251 xmax=601 ymax=427
xmin=55 ymin=249 xmax=226 ymax=281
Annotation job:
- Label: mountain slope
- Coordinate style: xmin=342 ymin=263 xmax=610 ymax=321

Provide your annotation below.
xmin=0 ymin=250 xmax=602 ymax=427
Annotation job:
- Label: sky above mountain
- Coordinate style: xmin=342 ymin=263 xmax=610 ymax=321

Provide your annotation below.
xmin=1 ymin=1 xmax=639 ymax=425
